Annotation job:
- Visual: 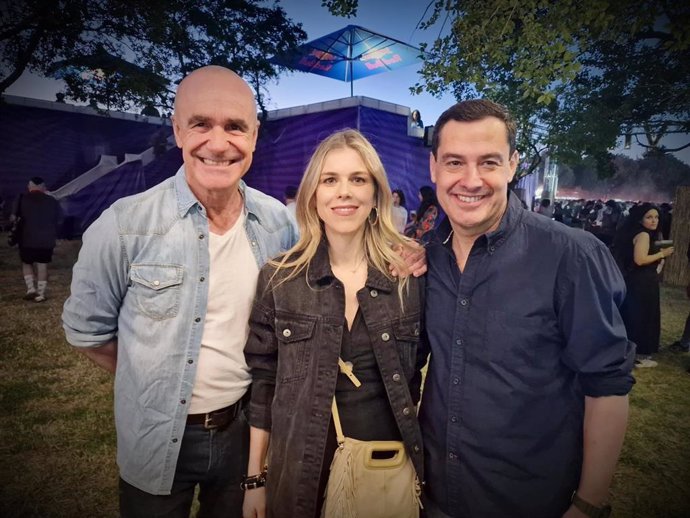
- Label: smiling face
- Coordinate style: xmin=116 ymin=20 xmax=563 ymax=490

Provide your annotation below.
xmin=315 ymin=147 xmax=376 ymax=241
xmin=641 ymin=208 xmax=659 ymax=231
xmin=392 ymin=191 xmax=401 ymax=206
xmin=172 ymin=66 xmax=258 ymax=199
xmin=430 ymin=117 xmax=518 ymax=239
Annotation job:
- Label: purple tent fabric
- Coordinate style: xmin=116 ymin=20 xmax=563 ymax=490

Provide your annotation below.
xmin=0 ymin=101 xmax=168 ymax=200
xmin=245 ymin=105 xmax=432 ymax=212
xmin=60 ymin=161 xmax=146 ymax=237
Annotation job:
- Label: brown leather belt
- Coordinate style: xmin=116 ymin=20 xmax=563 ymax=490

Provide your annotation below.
xmin=186 ymin=398 xmax=243 ymax=430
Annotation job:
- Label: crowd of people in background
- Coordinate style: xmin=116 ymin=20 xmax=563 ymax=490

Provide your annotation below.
xmin=532 ymin=195 xmax=681 ymax=369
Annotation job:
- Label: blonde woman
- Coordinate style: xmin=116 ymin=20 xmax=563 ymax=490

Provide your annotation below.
xmin=242 ymin=130 xmax=427 ymax=518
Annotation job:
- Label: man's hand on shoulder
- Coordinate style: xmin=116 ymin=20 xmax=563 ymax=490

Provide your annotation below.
xmin=390 ymin=241 xmax=427 ymax=278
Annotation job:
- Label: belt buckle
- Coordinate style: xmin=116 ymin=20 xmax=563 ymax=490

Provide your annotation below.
xmin=204 ymin=412 xmax=220 ymax=430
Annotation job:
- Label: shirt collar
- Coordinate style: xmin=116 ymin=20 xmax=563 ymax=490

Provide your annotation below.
xmin=307 ymin=239 xmax=396 ymax=292
xmin=432 ymin=191 xmax=525 ymax=252
xmin=174 ymin=165 xmax=253 ymax=219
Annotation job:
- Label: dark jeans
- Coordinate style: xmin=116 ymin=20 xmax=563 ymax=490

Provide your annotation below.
xmin=119 ymin=411 xmax=249 ymax=518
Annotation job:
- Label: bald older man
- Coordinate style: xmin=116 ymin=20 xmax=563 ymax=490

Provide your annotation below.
xmin=63 ymin=66 xmax=298 ymax=518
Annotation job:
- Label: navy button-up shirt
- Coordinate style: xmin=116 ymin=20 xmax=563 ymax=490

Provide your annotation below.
xmin=419 ymin=193 xmax=635 ymax=518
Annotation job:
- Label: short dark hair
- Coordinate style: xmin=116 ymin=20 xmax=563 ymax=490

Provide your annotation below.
xmin=431 ymin=99 xmax=517 ymax=158
xmin=30 ymin=176 xmax=45 ymax=185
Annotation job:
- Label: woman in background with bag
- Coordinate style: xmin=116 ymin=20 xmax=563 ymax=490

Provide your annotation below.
xmin=242 ymin=129 xmax=427 ymax=518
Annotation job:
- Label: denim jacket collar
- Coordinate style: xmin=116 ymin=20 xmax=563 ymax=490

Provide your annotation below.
xmin=307 ymin=240 xmax=396 ymax=293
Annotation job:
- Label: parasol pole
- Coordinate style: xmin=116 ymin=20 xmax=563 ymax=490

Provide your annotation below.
xmin=348 ymin=27 xmax=353 ymax=96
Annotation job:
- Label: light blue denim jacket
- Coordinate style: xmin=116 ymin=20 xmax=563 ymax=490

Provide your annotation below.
xmin=62 ymin=167 xmax=298 ymax=495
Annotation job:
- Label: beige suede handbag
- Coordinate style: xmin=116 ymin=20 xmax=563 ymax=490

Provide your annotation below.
xmin=320 ymin=359 xmax=421 ymax=518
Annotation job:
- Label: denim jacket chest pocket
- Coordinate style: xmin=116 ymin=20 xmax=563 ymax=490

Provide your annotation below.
xmin=274 ymin=313 xmax=317 ymax=383
xmin=129 ymin=264 xmax=184 ymax=320
xmin=392 ymin=314 xmax=421 ymax=379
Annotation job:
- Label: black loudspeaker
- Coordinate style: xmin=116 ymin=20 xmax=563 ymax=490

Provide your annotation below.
xmin=423 ymin=126 xmax=434 ymax=147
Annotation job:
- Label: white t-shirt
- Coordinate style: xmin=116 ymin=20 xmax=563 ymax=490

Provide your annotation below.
xmin=189 ymin=210 xmax=259 ymax=413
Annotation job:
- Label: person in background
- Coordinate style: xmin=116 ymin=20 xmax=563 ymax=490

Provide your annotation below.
xmin=536 ymin=198 xmax=553 ymax=218
xmin=11 ymin=176 xmax=60 ymax=302
xmin=613 ymin=203 xmax=674 ymax=368
xmin=391 ymin=188 xmax=409 ymax=233
xmin=284 ymin=185 xmax=297 ymax=217
xmin=410 ymin=109 xmax=423 ymax=129
xmin=242 ymin=129 xmax=427 ymax=518
xmin=405 ymin=185 xmax=439 ymax=239
xmin=420 ymin=99 xmax=634 ymax=518
xmin=598 ymin=200 xmax=622 ymax=247
xmin=63 ymin=66 xmax=299 ymax=518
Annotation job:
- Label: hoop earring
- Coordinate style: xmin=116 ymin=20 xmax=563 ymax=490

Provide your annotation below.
xmin=368 ymin=207 xmax=379 ymax=226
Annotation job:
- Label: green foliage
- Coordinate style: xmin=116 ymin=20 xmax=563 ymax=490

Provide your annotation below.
xmin=321 ymin=0 xmax=358 ymax=18
xmin=414 ymin=0 xmax=690 ymax=175
xmin=0 ymin=0 xmax=307 ymax=113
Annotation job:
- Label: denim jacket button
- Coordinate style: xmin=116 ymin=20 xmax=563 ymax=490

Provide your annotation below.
xmin=392 ymin=373 xmax=401 ymax=382
xmin=153 ymin=280 xmax=160 ymax=286
xmin=413 ymin=444 xmax=420 ymax=453
xmin=370 ymin=289 xmax=378 ymax=298
xmin=402 ymin=407 xmax=411 ymax=416
xmin=381 ymin=332 xmax=390 ymax=341
xmin=282 ymin=328 xmax=292 ymax=338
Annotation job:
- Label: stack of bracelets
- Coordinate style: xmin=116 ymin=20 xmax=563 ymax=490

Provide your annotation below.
xmin=240 ymin=465 xmax=268 ymax=490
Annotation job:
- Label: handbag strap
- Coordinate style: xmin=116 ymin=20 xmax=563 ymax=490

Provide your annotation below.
xmin=330 ymin=397 xmax=346 ymax=445
xmin=331 ymin=357 xmax=362 ymax=445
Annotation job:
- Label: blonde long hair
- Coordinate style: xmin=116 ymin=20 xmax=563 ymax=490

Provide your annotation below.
xmin=271 ymin=129 xmax=414 ymax=297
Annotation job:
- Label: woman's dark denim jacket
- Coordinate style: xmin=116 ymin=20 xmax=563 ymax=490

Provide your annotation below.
xmin=245 ymin=243 xmax=428 ymax=518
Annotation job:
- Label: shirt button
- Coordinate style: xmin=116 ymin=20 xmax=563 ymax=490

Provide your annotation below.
xmin=414 ymin=327 xmax=419 ymax=336
xmin=172 ymin=438 xmax=178 ymax=443
xmin=489 ymin=245 xmax=496 ymax=253
xmin=199 ymin=276 xmax=205 ymax=282
xmin=453 ymin=377 xmax=460 ymax=385
xmin=251 ymin=241 xmax=257 ymax=247
xmin=450 ymin=416 xmax=458 ymax=423
xmin=449 ymin=452 xmax=456 ymax=460
xmin=187 ymin=359 xmax=194 ymax=364
xmin=392 ymin=373 xmax=401 ymax=382
xmin=402 ymin=407 xmax=411 ymax=416
xmin=381 ymin=332 xmax=390 ymax=342
xmin=370 ymin=289 xmax=378 ymax=298
xmin=455 ymin=339 xmax=462 ymax=345
xmin=282 ymin=328 xmax=292 ymax=338
xmin=180 ymin=399 xmax=186 ymax=405
xmin=198 ymin=234 xmax=204 ymax=240
xmin=413 ymin=444 xmax=420 ymax=453
xmin=460 ymin=298 xmax=468 ymax=306
xmin=153 ymin=280 xmax=160 ymax=286
xmin=194 ymin=317 xmax=201 ymax=323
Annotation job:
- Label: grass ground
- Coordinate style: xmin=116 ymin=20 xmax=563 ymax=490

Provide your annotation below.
xmin=0 ymin=238 xmax=689 ymax=517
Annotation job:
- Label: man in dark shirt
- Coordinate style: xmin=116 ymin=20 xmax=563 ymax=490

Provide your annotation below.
xmin=418 ymin=100 xmax=635 ymax=518
xmin=11 ymin=177 xmax=60 ymax=302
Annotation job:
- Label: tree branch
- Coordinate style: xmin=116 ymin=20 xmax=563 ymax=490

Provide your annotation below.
xmin=0 ymin=26 xmax=45 ymax=93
